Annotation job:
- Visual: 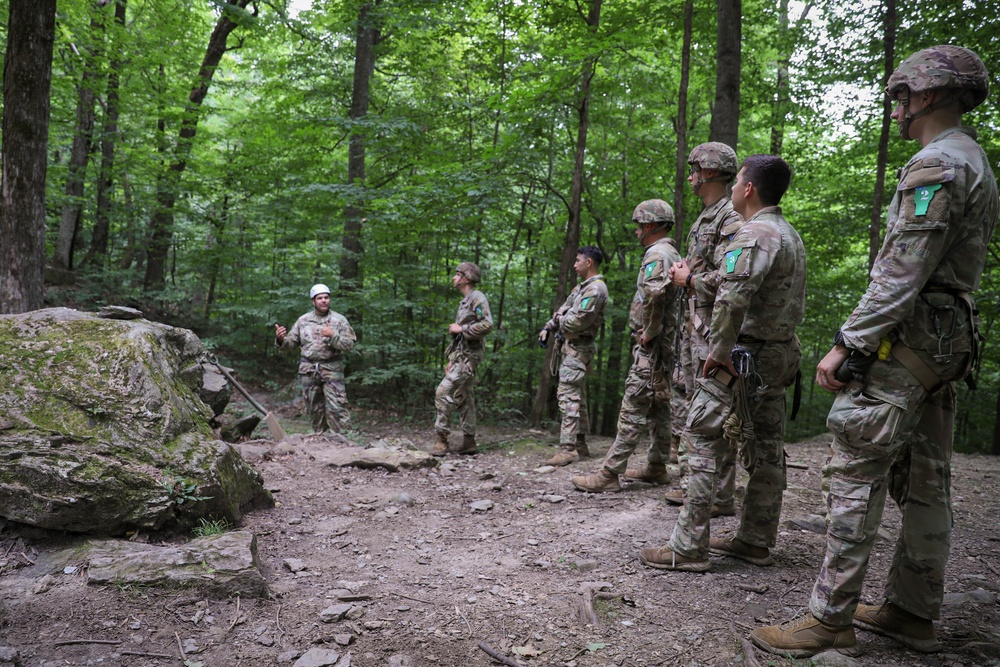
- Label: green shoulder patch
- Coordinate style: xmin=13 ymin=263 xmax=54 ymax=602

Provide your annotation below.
xmin=725 ymin=248 xmax=743 ymax=273
xmin=580 ymin=296 xmax=593 ymax=311
xmin=914 ymin=184 xmax=942 ymax=216
xmin=644 ymin=261 xmax=657 ymax=278
xmin=475 ymin=305 xmax=483 ymax=318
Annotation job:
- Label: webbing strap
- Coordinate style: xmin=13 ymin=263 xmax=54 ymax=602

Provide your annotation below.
xmin=891 ymin=343 xmax=944 ymax=394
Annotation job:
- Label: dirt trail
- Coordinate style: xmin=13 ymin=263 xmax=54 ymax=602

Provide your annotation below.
xmin=2 ymin=410 xmax=998 ymax=667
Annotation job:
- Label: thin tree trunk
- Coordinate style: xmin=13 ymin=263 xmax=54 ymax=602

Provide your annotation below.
xmin=86 ymin=0 xmax=126 ymax=266
xmin=529 ymin=0 xmax=603 ymax=427
xmin=869 ymin=0 xmax=896 ymax=273
xmin=340 ymin=0 xmax=381 ymax=314
xmin=600 ymin=248 xmax=629 ymax=435
xmin=709 ymin=0 xmax=741 ymax=148
xmin=673 ymin=0 xmax=693 ymax=244
xmin=0 ymin=0 xmax=56 ymax=313
xmin=144 ymin=0 xmax=254 ymax=290
xmin=54 ymin=1 xmax=109 ymax=272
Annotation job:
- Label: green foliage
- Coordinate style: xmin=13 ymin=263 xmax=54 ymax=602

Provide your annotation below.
xmin=19 ymin=0 xmax=1000 ymax=453
xmin=162 ymin=470 xmax=212 ymax=506
xmin=192 ymin=517 xmax=230 ymax=537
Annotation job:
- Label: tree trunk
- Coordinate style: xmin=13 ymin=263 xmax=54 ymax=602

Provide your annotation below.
xmin=600 ymin=248 xmax=629 ymax=435
xmin=340 ymin=0 xmax=381 ymax=311
xmin=672 ymin=0 xmax=693 ymax=244
xmin=87 ymin=0 xmax=126 ymax=266
xmin=0 ymin=0 xmax=56 ymax=314
xmin=709 ymin=0 xmax=741 ymax=148
xmin=769 ymin=0 xmax=790 ymax=155
xmin=53 ymin=1 xmax=109 ymax=272
xmin=529 ymin=0 xmax=603 ymax=427
xmin=144 ymin=0 xmax=254 ymax=291
xmin=870 ymin=0 xmax=896 ymax=273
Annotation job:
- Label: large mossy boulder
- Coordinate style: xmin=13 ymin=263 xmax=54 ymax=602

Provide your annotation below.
xmin=0 ymin=307 xmax=273 ymax=535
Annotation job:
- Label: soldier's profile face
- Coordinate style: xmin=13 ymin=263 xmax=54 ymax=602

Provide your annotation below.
xmin=573 ymin=254 xmax=590 ymax=278
xmin=732 ymin=168 xmax=748 ymax=217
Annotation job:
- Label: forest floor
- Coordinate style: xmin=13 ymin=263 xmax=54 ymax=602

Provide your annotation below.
xmin=1 ymin=402 xmax=999 ymax=667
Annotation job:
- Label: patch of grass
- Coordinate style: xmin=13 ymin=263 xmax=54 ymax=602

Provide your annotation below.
xmin=113 ymin=580 xmax=150 ymax=599
xmin=192 ymin=517 xmax=229 ymax=537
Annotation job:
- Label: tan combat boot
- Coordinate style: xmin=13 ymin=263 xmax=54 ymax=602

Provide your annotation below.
xmin=669 ymin=435 xmax=680 ymax=464
xmin=853 ymin=602 xmax=942 ymax=653
xmin=571 ymin=468 xmax=621 ymax=493
xmin=455 ymin=433 xmax=478 ymax=455
xmin=751 ymin=615 xmax=859 ymax=658
xmin=624 ymin=462 xmax=671 ymax=485
xmin=575 ymin=433 xmax=590 ymax=459
xmin=638 ymin=545 xmax=710 ymax=572
xmin=709 ymin=536 xmax=774 ymax=566
xmin=431 ymin=432 xmax=449 ymax=457
xmin=545 ymin=445 xmax=579 ymax=467
xmin=664 ymin=488 xmax=685 ymax=505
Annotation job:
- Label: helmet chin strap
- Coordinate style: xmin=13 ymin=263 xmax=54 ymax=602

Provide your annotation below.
xmin=690 ymin=168 xmax=731 ymax=194
xmin=898 ymin=89 xmax=959 ymax=140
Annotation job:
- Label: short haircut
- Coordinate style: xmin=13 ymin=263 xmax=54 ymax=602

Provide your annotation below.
xmin=577 ymin=245 xmax=604 ymax=266
xmin=739 ymin=154 xmax=792 ymax=206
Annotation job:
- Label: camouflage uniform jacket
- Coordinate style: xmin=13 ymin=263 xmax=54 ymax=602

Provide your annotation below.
xmin=280 ymin=309 xmax=356 ymax=363
xmin=709 ymin=206 xmax=806 ymax=361
xmin=448 ymin=289 xmax=494 ymax=360
xmin=840 ymin=126 xmax=998 ymax=358
xmin=629 ymin=238 xmax=682 ymax=341
xmin=546 ymin=275 xmax=608 ymax=341
xmin=686 ymin=196 xmax=744 ymax=305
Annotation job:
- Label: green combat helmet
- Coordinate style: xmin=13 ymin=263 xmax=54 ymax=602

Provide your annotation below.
xmin=632 ymin=199 xmax=675 ymax=228
xmin=886 ymin=45 xmax=989 ymax=139
xmin=456 ymin=262 xmax=481 ymax=283
xmin=688 ymin=142 xmax=738 ymax=193
xmin=688 ymin=142 xmax=738 ymax=176
xmin=632 ymin=199 xmax=675 ymax=244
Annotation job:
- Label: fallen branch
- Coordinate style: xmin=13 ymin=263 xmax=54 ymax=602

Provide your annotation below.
xmin=978 ymin=555 xmax=1000 ymax=577
xmin=395 ymin=592 xmax=434 ymax=604
xmin=455 ymin=605 xmax=473 ymax=637
xmin=731 ymin=620 xmax=763 ymax=667
xmin=577 ymin=583 xmax=611 ymax=625
xmin=736 ymin=583 xmax=769 ymax=594
xmin=175 ymin=632 xmax=187 ymax=662
xmin=53 ymin=639 xmax=122 ymax=647
xmin=121 ymin=650 xmax=173 ymax=659
xmin=228 ymin=595 xmax=241 ymax=631
xmin=476 ymin=641 xmax=524 ymax=667
xmin=786 ymin=460 xmax=809 ymax=470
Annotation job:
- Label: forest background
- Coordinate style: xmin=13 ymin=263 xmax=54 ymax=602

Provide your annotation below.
xmin=1 ymin=0 xmax=998 ymax=453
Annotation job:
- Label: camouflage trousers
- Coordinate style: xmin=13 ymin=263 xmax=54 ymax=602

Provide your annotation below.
xmin=602 ymin=344 xmax=672 ymax=474
xmin=556 ymin=342 xmax=594 ymax=445
xmin=434 ymin=351 xmax=483 ymax=437
xmin=809 ymin=350 xmax=964 ymax=626
xmin=669 ymin=340 xmax=799 ymax=559
xmin=674 ymin=349 xmax=736 ymax=505
xmin=299 ymin=360 xmax=350 ymax=434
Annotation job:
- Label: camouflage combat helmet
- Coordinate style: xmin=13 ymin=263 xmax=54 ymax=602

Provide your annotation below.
xmin=632 ymin=199 xmax=675 ymax=226
xmin=886 ymin=46 xmax=989 ymax=139
xmin=688 ymin=142 xmax=739 ymax=176
xmin=455 ymin=262 xmax=481 ymax=283
xmin=632 ymin=199 xmax=674 ymax=245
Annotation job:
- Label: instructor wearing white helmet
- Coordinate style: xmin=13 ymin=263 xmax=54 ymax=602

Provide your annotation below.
xmin=275 ymin=283 xmax=357 ymax=434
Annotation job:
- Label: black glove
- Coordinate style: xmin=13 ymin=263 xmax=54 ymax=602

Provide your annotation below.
xmin=834 ymin=350 xmax=877 ymax=383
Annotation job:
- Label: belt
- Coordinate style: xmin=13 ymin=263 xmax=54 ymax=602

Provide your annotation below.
xmin=922 ymin=284 xmax=962 ymax=295
xmin=464 ymin=339 xmax=483 ymax=349
xmin=712 ymin=367 xmax=737 ymax=388
xmin=736 ymin=334 xmax=767 ymax=344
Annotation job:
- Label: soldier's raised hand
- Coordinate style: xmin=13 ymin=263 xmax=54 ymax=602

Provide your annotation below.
xmin=275 ymin=323 xmax=287 ymax=343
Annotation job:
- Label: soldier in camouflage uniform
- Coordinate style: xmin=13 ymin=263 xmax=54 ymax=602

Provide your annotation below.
xmin=571 ymin=200 xmax=681 ymax=492
xmin=753 ymin=46 xmax=997 ymax=658
xmin=664 ymin=142 xmax=745 ymax=517
xmin=275 ymin=283 xmax=357 ymax=434
xmin=540 ymin=246 xmax=609 ymax=466
xmin=432 ymin=262 xmax=494 ymax=456
xmin=640 ymin=155 xmax=805 ymax=572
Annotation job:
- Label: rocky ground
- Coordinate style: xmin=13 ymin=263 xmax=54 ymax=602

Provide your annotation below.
xmin=1 ymin=406 xmax=999 ymax=667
